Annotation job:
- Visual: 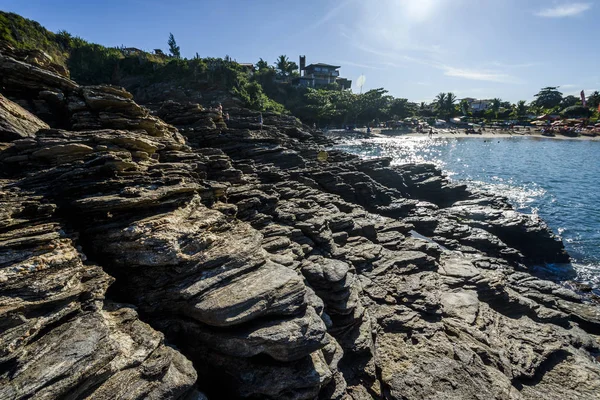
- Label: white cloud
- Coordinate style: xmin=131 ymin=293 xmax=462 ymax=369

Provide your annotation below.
xmin=535 ymin=3 xmax=591 ymax=17
xmin=339 ymin=0 xmax=523 ymax=87
xmin=304 ymin=0 xmax=356 ymax=31
xmin=350 ymin=41 xmax=518 ymax=83
xmin=444 ymin=67 xmax=515 ymax=83
xmin=563 ymin=87 xmax=598 ymax=96
xmin=486 ymin=61 xmax=541 ymax=69
xmin=337 ymin=60 xmax=387 ymax=70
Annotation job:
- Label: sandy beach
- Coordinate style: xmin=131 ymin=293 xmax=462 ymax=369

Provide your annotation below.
xmin=345 ymin=128 xmax=600 ymax=141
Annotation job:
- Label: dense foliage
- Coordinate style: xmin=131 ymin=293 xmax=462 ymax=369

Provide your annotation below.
xmin=2 ymin=11 xmax=599 ymax=123
xmin=0 ymin=12 xmax=69 ymax=67
xmin=532 ymin=87 xmax=563 ymax=109
xmin=560 ymin=105 xmax=592 ymax=118
xmin=168 ymin=33 xmax=180 ymax=59
xmin=0 ymin=11 xmax=284 ymax=113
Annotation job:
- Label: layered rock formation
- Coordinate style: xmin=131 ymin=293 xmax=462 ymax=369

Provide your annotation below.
xmin=1 ymin=48 xmax=600 ymax=400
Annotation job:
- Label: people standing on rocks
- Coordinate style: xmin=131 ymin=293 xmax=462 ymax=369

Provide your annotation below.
xmin=224 ymin=112 xmax=229 ymax=122
xmin=259 ymin=112 xmax=263 ymax=132
xmin=217 ymin=103 xmax=223 ymax=114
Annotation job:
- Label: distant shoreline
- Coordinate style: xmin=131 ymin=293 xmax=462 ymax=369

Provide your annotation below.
xmin=339 ymin=128 xmax=600 ymax=141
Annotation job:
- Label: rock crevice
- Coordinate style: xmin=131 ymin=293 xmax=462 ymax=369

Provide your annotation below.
xmin=1 ymin=50 xmax=599 ymax=400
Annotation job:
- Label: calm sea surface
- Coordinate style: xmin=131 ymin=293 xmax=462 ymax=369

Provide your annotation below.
xmin=335 ymin=136 xmax=600 ymax=289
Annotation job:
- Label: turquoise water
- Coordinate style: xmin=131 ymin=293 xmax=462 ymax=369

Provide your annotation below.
xmin=336 ymin=136 xmax=600 ymax=289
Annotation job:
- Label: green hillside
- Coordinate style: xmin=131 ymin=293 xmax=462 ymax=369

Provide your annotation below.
xmin=0 ymin=11 xmax=284 ymax=112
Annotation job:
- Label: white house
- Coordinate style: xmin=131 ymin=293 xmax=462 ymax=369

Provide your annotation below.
xmin=461 ymin=98 xmax=493 ymax=112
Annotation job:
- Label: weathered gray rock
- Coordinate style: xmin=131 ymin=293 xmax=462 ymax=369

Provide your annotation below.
xmin=0 ymin=93 xmax=49 ymax=141
xmin=1 ymin=45 xmax=599 ymax=400
xmin=0 ymin=187 xmax=197 ymax=399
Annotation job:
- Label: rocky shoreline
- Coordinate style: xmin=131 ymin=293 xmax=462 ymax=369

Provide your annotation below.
xmin=1 ymin=49 xmax=600 ymax=400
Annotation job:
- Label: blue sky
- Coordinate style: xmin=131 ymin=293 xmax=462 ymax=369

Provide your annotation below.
xmin=2 ymin=0 xmax=598 ymax=103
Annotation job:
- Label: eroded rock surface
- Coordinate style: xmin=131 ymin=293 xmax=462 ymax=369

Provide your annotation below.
xmin=1 ymin=49 xmax=599 ymax=400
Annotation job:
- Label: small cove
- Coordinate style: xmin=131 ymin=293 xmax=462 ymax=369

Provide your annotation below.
xmin=335 ymin=136 xmax=600 ymax=290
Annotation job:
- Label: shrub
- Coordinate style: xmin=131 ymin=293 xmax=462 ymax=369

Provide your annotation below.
xmin=560 ymin=106 xmax=592 ymax=118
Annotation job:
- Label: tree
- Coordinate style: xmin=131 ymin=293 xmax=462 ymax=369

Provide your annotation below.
xmin=352 ymin=88 xmax=392 ymax=125
xmin=459 ymin=99 xmax=471 ymax=116
xmin=490 ymin=98 xmax=502 ymax=119
xmin=275 ymin=55 xmax=298 ymax=80
xmin=256 ymin=58 xmax=269 ymax=71
xmin=55 ymin=30 xmax=73 ymax=48
xmin=434 ymin=92 xmax=456 ymax=119
xmin=275 ymin=55 xmax=289 ymax=75
xmin=434 ymin=93 xmax=447 ymax=112
xmin=418 ymin=102 xmax=434 ymax=117
xmin=389 ymin=98 xmax=415 ymax=120
xmin=587 ymin=91 xmax=600 ymax=109
xmin=302 ymin=88 xmax=336 ymax=123
xmin=512 ymin=100 xmax=528 ymax=119
xmin=560 ymin=95 xmax=579 ymax=109
xmin=560 ymin=105 xmax=592 ymax=118
xmin=444 ymin=93 xmax=457 ymax=119
xmin=532 ymin=86 xmax=563 ymax=109
xmin=168 ymin=33 xmax=180 ymax=59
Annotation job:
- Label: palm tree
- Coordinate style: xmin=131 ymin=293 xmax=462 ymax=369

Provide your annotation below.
xmin=275 ymin=55 xmax=290 ymax=78
xmin=490 ymin=98 xmax=502 ymax=119
xmin=444 ymin=93 xmax=457 ymax=119
xmin=418 ymin=102 xmax=433 ymax=117
xmin=275 ymin=55 xmax=298 ymax=80
xmin=587 ymin=91 xmax=600 ymax=109
xmin=514 ymin=100 xmax=528 ymax=119
xmin=434 ymin=93 xmax=447 ymax=109
xmin=459 ymin=99 xmax=470 ymax=116
xmin=434 ymin=92 xmax=456 ymax=119
xmin=256 ymin=58 xmax=269 ymax=71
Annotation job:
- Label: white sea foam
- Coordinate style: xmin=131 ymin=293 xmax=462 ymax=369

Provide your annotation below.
xmin=335 ymin=136 xmax=600 ymax=291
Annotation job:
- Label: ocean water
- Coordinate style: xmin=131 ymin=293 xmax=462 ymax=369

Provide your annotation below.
xmin=335 ymin=136 xmax=600 ymax=289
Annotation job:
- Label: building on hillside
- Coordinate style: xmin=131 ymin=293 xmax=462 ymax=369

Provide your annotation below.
xmin=335 ymin=77 xmax=352 ymax=90
xmin=238 ymin=63 xmax=256 ymax=74
xmin=121 ymin=47 xmax=143 ymax=56
xmin=293 ymin=56 xmax=352 ymax=89
xmin=462 ymin=98 xmax=493 ymax=112
xmin=153 ymin=49 xmax=167 ymax=58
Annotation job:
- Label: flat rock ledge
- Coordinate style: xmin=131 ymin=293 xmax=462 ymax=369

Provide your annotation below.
xmin=1 ymin=50 xmax=599 ymax=400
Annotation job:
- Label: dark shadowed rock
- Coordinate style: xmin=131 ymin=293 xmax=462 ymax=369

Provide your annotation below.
xmin=1 ymin=45 xmax=599 ymax=400
xmin=0 ymin=93 xmax=49 ymax=141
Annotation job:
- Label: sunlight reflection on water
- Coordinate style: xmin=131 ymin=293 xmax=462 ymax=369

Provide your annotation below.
xmin=335 ymin=136 xmax=600 ymax=290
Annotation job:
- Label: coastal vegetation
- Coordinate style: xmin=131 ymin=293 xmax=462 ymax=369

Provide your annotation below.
xmin=1 ymin=10 xmax=598 ymax=127
xmin=3 ymin=9 xmax=600 ymax=400
xmin=167 ymin=33 xmax=180 ymax=59
xmin=0 ymin=11 xmax=284 ymax=112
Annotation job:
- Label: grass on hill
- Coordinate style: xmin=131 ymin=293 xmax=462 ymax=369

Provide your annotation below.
xmin=0 ymin=11 xmax=285 ymax=113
